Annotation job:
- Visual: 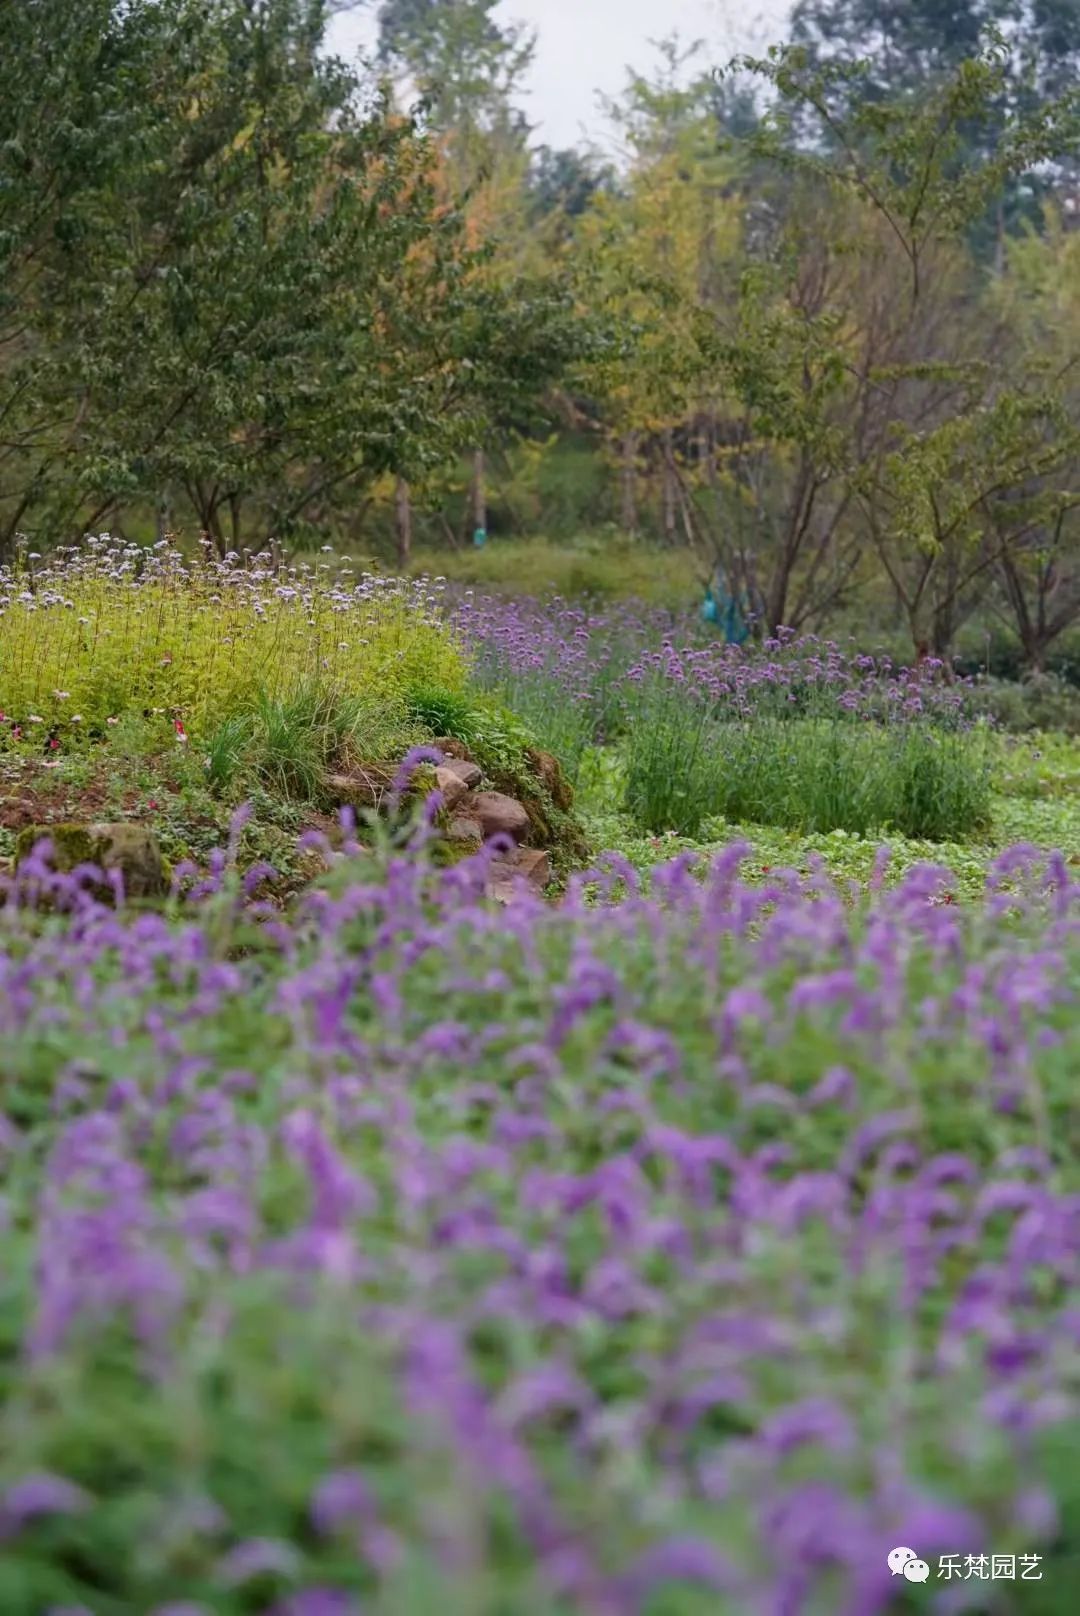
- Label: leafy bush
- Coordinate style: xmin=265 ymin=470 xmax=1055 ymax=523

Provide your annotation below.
xmin=0 ymin=537 xmax=464 ymax=735
xmin=965 ymin=673 xmax=1080 ymax=736
xmin=245 ymin=686 xmax=357 ymax=802
xmin=203 ymin=711 xmax=256 ymax=793
xmin=404 ymin=684 xmax=477 ymax=739
xmin=0 ymin=841 xmax=1078 ymax=1613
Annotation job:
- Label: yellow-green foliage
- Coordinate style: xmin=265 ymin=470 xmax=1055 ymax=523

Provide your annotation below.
xmin=407 ymin=539 xmax=700 ymax=607
xmin=0 ymin=537 xmax=464 ymax=733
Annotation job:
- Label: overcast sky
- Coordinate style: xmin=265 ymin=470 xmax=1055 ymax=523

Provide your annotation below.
xmin=329 ymin=1 xmax=792 ymax=152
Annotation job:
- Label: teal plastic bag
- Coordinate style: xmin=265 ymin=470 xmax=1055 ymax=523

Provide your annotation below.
xmin=473 ymin=526 xmax=487 ymax=548
xmin=702 ymin=580 xmax=750 ymax=644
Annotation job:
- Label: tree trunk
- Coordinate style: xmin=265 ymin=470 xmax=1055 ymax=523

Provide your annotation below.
xmin=703 ymin=417 xmax=720 ymax=500
xmin=766 ymin=570 xmax=790 ymax=637
xmin=620 ymin=431 xmax=638 ymax=534
xmin=660 ymin=430 xmax=677 ymax=546
xmin=471 ymin=448 xmax=487 ymax=539
xmin=437 ymin=511 xmax=461 ymax=552
xmin=394 ymin=475 xmax=412 ymax=570
xmin=993 ymin=196 xmax=1006 ymax=277
xmin=227 ymin=493 xmax=242 ymax=552
xmin=930 ymin=607 xmax=955 ymax=666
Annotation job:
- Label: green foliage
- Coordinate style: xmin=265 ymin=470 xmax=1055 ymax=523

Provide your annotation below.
xmin=741 ymin=35 xmax=1080 ymax=268
xmin=621 ymin=696 xmax=992 ymax=841
xmin=0 ymin=0 xmax=583 ymax=555
xmin=789 ymin=0 xmax=1080 ymax=246
xmin=404 ymin=683 xmax=534 ymax=771
xmin=404 ymin=684 xmax=477 ymax=739
xmin=203 ymin=713 xmax=256 ymax=794
xmin=408 ymin=538 xmax=699 ymax=606
xmin=244 ymin=685 xmax=374 ymax=803
xmin=377 ymin=0 xmax=534 ymax=151
xmin=966 ymin=673 xmax=1080 ymax=736
xmin=202 ymin=682 xmax=430 ymax=804
xmin=7 ymin=0 xmax=1080 ymax=674
xmin=582 ymin=730 xmax=1080 ymax=896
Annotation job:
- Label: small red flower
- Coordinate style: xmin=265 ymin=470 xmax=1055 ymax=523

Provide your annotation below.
xmin=148 ymin=798 xmax=159 ymax=810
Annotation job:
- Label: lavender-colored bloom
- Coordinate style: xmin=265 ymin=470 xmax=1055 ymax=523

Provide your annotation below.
xmin=217 ymin=1538 xmax=301 ymax=1584
xmin=758 ymin=1399 xmax=856 ymax=1458
xmin=0 ymin=1473 xmax=90 ymax=1535
xmin=622 ymin=1537 xmax=747 ymax=1603
xmin=0 ymin=614 xmax=1076 ymax=1616
xmin=272 ymin=1593 xmax=362 ymax=1616
xmin=310 ymin=1469 xmax=375 ymax=1535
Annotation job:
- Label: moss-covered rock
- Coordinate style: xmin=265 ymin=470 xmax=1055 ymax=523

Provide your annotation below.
xmin=14 ymin=822 xmax=169 ymax=900
xmin=484 ymin=761 xmax=589 ymax=875
xmin=431 ymin=736 xmax=474 ymax=762
xmin=525 ymin=748 xmax=574 ymax=812
xmin=429 ymin=835 xmax=483 ymax=869
xmin=325 ymin=761 xmax=438 ymax=813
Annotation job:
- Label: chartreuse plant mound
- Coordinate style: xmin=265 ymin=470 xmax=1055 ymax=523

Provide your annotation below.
xmin=0 ymin=536 xmax=464 ymax=737
xmin=0 ymin=839 xmax=1078 ymax=1614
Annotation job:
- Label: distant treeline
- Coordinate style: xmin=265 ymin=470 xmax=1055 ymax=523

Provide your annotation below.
xmin=5 ymin=1 xmax=1080 ymax=665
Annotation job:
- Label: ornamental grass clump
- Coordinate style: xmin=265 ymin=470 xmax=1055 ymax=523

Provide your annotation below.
xmin=0 ymin=834 xmax=1078 ymax=1613
xmin=622 ymin=687 xmax=992 ymax=840
xmin=0 ymin=536 xmax=464 ymax=736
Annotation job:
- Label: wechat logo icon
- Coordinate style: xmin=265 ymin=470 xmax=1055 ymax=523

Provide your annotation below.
xmin=888 ymin=1547 xmax=931 ymax=1583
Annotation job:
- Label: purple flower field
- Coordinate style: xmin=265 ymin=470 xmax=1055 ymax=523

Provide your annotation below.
xmin=1 ymin=831 xmax=1078 ymax=1615
xmin=452 ymin=594 xmax=969 ymax=738
xmin=451 ymin=593 xmax=990 ymax=841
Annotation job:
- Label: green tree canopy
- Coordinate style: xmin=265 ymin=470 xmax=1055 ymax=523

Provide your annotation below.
xmin=0 ymin=0 xmax=576 ymax=554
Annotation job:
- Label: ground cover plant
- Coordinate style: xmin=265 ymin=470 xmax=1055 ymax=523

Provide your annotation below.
xmin=406 ymin=539 xmax=702 ymax=610
xmin=572 ymin=728 xmax=1080 ymax=902
xmin=0 ymin=830 xmax=1078 ymax=1615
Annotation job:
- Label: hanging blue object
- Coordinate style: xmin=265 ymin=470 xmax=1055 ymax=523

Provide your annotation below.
xmin=473 ymin=526 xmax=487 ymax=548
xmin=723 ymin=590 xmax=750 ymax=646
xmin=701 ymin=579 xmax=750 ymax=645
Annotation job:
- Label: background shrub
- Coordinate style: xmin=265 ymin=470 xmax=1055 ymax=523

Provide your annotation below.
xmin=964 ymin=673 xmax=1080 ymax=736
